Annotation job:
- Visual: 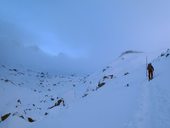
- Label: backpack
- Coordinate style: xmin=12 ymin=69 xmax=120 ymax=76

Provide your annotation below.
xmin=147 ymin=64 xmax=154 ymax=71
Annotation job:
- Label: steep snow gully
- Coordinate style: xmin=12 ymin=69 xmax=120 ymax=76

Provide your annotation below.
xmin=0 ymin=49 xmax=170 ymax=128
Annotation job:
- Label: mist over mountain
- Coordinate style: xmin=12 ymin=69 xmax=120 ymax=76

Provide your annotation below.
xmin=0 ymin=42 xmax=100 ymax=74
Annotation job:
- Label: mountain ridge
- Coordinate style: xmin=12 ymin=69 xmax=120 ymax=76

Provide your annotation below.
xmin=0 ymin=49 xmax=170 ymax=128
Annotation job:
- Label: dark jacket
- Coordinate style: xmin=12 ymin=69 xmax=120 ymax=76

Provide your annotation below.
xmin=147 ymin=63 xmax=154 ymax=71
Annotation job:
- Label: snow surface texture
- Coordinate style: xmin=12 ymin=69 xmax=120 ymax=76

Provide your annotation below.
xmin=0 ymin=49 xmax=170 ymax=128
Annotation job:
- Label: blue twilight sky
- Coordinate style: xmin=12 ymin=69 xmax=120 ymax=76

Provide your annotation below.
xmin=0 ymin=0 xmax=170 ymax=73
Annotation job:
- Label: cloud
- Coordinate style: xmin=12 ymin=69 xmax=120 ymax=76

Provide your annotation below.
xmin=0 ymin=41 xmax=97 ymax=74
xmin=0 ymin=19 xmax=105 ymax=74
xmin=0 ymin=0 xmax=170 ymax=74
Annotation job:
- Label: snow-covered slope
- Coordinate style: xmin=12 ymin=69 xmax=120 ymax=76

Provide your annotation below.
xmin=0 ymin=65 xmax=88 ymax=127
xmin=0 ymin=49 xmax=170 ymax=128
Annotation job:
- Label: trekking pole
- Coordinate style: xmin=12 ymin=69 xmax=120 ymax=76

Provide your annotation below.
xmin=146 ymin=56 xmax=148 ymax=79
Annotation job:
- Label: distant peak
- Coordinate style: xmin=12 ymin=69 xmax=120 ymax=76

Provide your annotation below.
xmin=119 ymin=50 xmax=143 ymax=57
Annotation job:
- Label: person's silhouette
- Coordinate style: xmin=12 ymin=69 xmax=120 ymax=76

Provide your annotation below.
xmin=147 ymin=63 xmax=154 ymax=81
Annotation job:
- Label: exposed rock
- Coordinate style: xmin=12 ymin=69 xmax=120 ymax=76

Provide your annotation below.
xmin=1 ymin=113 xmax=11 ymax=121
xmin=9 ymin=69 xmax=17 ymax=72
xmin=37 ymin=108 xmax=42 ymax=110
xmin=27 ymin=117 xmax=35 ymax=123
xmin=124 ymin=72 xmax=129 ymax=76
xmin=17 ymin=99 xmax=21 ymax=104
xmin=161 ymin=53 xmax=165 ymax=57
xmin=4 ymin=79 xmax=9 ymax=82
xmin=103 ymin=75 xmax=114 ymax=81
xmin=48 ymin=98 xmax=65 ymax=109
xmin=82 ymin=93 xmax=88 ymax=98
xmin=19 ymin=115 xmax=25 ymax=119
xmin=51 ymin=98 xmax=55 ymax=101
xmin=44 ymin=112 xmax=48 ymax=116
xmin=97 ymin=82 xmax=106 ymax=90
xmin=102 ymin=69 xmax=106 ymax=72
xmin=103 ymin=76 xmax=109 ymax=80
xmin=120 ymin=50 xmax=143 ymax=57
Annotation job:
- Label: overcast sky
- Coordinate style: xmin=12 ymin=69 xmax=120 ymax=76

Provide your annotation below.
xmin=0 ymin=0 xmax=170 ymax=74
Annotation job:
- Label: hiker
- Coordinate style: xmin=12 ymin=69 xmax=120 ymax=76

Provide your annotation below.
xmin=147 ymin=63 xmax=154 ymax=81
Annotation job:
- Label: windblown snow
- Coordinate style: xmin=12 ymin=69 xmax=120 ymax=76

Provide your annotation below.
xmin=0 ymin=49 xmax=170 ymax=128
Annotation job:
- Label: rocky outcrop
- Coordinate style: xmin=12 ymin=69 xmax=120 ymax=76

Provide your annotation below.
xmin=1 ymin=113 xmax=11 ymax=122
